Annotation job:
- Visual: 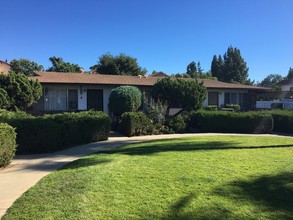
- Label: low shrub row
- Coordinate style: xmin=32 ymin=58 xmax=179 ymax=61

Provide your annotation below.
xmin=119 ymin=110 xmax=287 ymax=136
xmin=120 ymin=112 xmax=153 ymax=136
xmin=0 ymin=111 xmax=111 ymax=154
xmin=0 ymin=123 xmax=17 ymax=167
xmin=189 ymin=111 xmax=273 ymax=134
xmin=267 ymin=110 xmax=293 ymax=134
xmin=165 ymin=116 xmax=186 ymax=133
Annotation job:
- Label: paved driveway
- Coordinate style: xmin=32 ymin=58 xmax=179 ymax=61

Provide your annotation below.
xmin=0 ymin=133 xmax=291 ymax=218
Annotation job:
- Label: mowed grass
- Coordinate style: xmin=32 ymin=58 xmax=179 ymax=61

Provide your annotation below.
xmin=3 ymin=136 xmax=293 ymax=220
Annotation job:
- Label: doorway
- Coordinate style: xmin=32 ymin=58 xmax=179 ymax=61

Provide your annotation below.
xmin=87 ymin=89 xmax=103 ymax=111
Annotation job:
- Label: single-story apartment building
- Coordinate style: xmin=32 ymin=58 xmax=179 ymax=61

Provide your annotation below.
xmin=30 ymin=72 xmax=268 ymax=114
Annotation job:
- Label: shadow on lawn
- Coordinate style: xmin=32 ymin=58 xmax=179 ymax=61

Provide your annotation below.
xmin=60 ymin=157 xmax=112 ymax=170
xmin=162 ymin=192 xmax=236 ymax=220
xmin=99 ymin=138 xmax=293 ymax=156
xmin=162 ymin=172 xmax=293 ymax=219
xmin=215 ymin=172 xmax=293 ymax=217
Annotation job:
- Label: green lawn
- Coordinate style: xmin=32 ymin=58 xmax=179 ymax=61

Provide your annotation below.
xmin=3 ymin=136 xmax=293 ymax=220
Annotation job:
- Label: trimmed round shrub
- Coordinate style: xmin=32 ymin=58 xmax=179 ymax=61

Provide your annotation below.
xmin=0 ymin=123 xmax=17 ymax=167
xmin=109 ymin=86 xmax=142 ymax=116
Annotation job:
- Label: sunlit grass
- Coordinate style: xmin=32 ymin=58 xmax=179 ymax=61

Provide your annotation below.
xmin=3 ymin=136 xmax=293 ymax=219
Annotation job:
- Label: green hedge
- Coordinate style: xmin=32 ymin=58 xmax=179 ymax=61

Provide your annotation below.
xmin=189 ymin=111 xmax=273 ymax=134
xmin=268 ymin=110 xmax=293 ymax=134
xmin=0 ymin=111 xmax=111 ymax=154
xmin=165 ymin=116 xmax=186 ymax=133
xmin=120 ymin=112 xmax=153 ymax=136
xmin=0 ymin=123 xmax=17 ymax=167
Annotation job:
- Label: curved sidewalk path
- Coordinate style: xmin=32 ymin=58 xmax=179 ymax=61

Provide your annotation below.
xmin=0 ymin=133 xmax=291 ymax=218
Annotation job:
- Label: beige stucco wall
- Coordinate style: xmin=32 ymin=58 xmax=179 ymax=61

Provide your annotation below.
xmin=281 ymin=84 xmax=293 ymax=91
xmin=0 ymin=61 xmax=11 ymax=74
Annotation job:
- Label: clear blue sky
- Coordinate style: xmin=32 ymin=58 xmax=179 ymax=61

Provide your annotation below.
xmin=1 ymin=0 xmax=292 ymax=82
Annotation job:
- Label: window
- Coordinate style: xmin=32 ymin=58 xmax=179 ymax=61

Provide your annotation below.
xmin=231 ymin=93 xmax=237 ymax=104
xmin=225 ymin=92 xmax=238 ymax=105
xmin=68 ymin=90 xmax=78 ymax=110
xmin=224 ymin=92 xmax=249 ymax=109
xmin=239 ymin=93 xmax=248 ymax=109
xmin=44 ymin=89 xmax=78 ymax=111
xmin=224 ymin=93 xmax=230 ymax=105
xmin=208 ymin=92 xmax=219 ymax=105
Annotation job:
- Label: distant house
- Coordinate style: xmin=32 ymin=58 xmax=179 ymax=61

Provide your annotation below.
xmin=150 ymin=71 xmax=169 ymax=77
xmin=0 ymin=60 xmax=11 ymax=75
xmin=278 ymin=78 xmax=293 ymax=92
xmin=256 ymin=78 xmax=293 ymax=109
xmin=30 ymin=72 xmax=268 ymax=114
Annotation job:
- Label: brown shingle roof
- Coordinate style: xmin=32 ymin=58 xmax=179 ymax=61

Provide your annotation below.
xmin=31 ymin=72 xmax=268 ymax=90
xmin=32 ymin=72 xmax=159 ymax=86
xmin=200 ymin=78 xmax=268 ymax=90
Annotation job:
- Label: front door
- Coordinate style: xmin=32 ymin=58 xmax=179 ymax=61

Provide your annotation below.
xmin=87 ymin=89 xmax=103 ymax=111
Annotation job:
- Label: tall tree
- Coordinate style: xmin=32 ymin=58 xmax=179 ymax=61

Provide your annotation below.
xmin=47 ymin=57 xmax=82 ymax=73
xmin=91 ymin=53 xmax=147 ymax=76
xmin=211 ymin=46 xmax=251 ymax=84
xmin=186 ymin=61 xmax=204 ymax=78
xmin=211 ymin=55 xmax=223 ymax=80
xmin=0 ymin=72 xmax=42 ymax=110
xmin=287 ymin=67 xmax=293 ymax=79
xmin=10 ymin=59 xmax=43 ymax=76
xmin=186 ymin=61 xmax=197 ymax=78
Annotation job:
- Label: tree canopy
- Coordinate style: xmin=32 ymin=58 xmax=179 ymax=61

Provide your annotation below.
xmin=258 ymin=74 xmax=283 ymax=90
xmin=46 ymin=57 xmax=82 ymax=73
xmin=10 ymin=59 xmax=43 ymax=76
xmin=211 ymin=46 xmax=252 ymax=84
xmin=91 ymin=53 xmax=147 ymax=76
xmin=151 ymin=77 xmax=206 ymax=111
xmin=0 ymin=88 xmax=10 ymax=109
xmin=0 ymin=72 xmax=42 ymax=110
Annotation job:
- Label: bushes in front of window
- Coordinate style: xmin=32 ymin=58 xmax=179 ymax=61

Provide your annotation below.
xmin=205 ymin=105 xmax=218 ymax=111
xmin=224 ymin=104 xmax=240 ymax=112
xmin=0 ymin=110 xmax=110 ymax=154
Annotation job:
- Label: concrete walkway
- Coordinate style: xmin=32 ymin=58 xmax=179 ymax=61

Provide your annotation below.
xmin=0 ymin=133 xmax=291 ymax=218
